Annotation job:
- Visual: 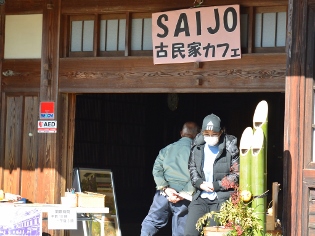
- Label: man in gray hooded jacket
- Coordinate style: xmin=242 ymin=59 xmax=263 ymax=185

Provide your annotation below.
xmin=141 ymin=121 xmax=199 ymax=236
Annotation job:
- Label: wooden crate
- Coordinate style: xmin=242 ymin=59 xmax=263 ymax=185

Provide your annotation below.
xmin=77 ymin=192 xmax=105 ymax=207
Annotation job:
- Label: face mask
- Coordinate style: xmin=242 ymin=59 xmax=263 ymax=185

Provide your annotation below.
xmin=204 ymin=136 xmax=219 ymax=146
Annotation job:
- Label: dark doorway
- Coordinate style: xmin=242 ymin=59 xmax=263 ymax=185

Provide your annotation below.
xmin=73 ymin=93 xmax=284 ymax=236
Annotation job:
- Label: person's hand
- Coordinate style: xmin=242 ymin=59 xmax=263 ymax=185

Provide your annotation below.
xmin=200 ymin=182 xmax=214 ymax=192
xmin=164 ymin=187 xmax=177 ymax=196
xmin=164 ymin=188 xmax=183 ymax=203
xmin=167 ymin=194 xmax=183 ymax=203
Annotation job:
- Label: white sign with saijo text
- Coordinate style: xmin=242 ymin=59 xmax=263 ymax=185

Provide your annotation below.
xmin=152 ymin=5 xmax=241 ymax=64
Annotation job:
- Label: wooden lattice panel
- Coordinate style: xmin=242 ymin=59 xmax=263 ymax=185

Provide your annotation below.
xmin=309 ymin=190 xmax=315 ymax=235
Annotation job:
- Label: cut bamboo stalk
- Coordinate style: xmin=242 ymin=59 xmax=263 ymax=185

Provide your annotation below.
xmin=251 ymin=127 xmax=266 ymax=235
xmin=239 ymin=127 xmax=253 ymax=193
xmin=253 ymin=100 xmax=268 ymax=149
xmin=253 ymin=100 xmax=268 ymax=235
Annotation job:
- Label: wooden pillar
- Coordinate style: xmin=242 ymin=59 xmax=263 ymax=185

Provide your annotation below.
xmin=283 ymin=0 xmax=307 ymax=235
xmin=0 ymin=3 xmax=4 ymax=188
xmin=37 ymin=0 xmax=61 ymax=204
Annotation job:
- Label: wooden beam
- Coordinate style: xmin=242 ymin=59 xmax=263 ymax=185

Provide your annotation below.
xmin=125 ymin=12 xmax=131 ymax=57
xmin=248 ymin=7 xmax=254 ymax=53
xmin=1 ymin=54 xmax=286 ymax=93
xmin=93 ymin=14 xmax=100 ymax=57
xmin=283 ymin=0 xmax=308 ymax=235
xmin=58 ymin=54 xmax=286 ymax=93
xmin=38 ymin=0 xmax=61 ymax=234
xmin=4 ymin=0 xmax=288 ymax=14
xmin=0 ymin=3 xmax=5 ymax=189
xmin=5 ymin=0 xmax=43 ymax=14
xmin=60 ymin=0 xmax=288 ymax=14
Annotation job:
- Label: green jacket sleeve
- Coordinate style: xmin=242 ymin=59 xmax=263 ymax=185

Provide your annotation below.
xmin=152 ymin=147 xmax=168 ymax=190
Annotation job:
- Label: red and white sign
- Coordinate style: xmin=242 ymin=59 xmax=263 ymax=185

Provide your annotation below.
xmin=40 ymin=101 xmax=55 ymax=119
xmin=152 ymin=5 xmax=241 ymax=64
xmin=38 ymin=120 xmax=57 ymax=133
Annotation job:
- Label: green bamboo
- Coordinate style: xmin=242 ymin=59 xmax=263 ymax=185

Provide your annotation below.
xmin=251 ymin=127 xmax=265 ymax=235
xmin=253 ymin=100 xmax=268 ymax=234
xmin=253 ymin=100 xmax=268 ymax=181
xmin=239 ymin=127 xmax=253 ymax=193
xmin=253 ymin=100 xmax=268 ymax=153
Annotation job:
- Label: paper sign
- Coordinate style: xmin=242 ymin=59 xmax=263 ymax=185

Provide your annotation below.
xmin=48 ymin=208 xmax=77 ymax=230
xmin=0 ymin=206 xmax=42 ymax=236
xmin=152 ymin=5 xmax=241 ymax=64
xmin=38 ymin=120 xmax=57 ymax=133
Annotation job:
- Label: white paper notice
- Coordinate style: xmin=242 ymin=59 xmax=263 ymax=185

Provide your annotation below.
xmin=48 ymin=208 xmax=77 ymax=230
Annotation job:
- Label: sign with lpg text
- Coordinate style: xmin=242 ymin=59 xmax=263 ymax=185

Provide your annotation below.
xmin=152 ymin=5 xmax=241 ymax=64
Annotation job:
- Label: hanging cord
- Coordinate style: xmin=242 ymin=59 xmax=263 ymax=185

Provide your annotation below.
xmin=253 ymin=189 xmax=269 ymax=199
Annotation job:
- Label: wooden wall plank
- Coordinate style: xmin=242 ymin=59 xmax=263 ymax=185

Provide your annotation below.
xmin=2 ymin=59 xmax=41 ymax=93
xmin=3 ymin=96 xmax=23 ymax=194
xmin=305 ymin=6 xmax=315 ymax=169
xmin=0 ymin=93 xmax=4 ymax=188
xmin=302 ymin=10 xmax=315 ymax=235
xmin=65 ymin=94 xmax=76 ymax=190
xmin=58 ymin=94 xmax=76 ymax=197
xmin=21 ymin=96 xmax=39 ymax=202
xmin=59 ymin=94 xmax=68 ymax=198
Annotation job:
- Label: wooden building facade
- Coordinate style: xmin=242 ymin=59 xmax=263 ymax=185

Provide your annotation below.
xmin=0 ymin=0 xmax=313 ymax=235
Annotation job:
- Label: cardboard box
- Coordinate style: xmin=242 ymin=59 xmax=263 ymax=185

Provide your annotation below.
xmin=76 ymin=192 xmax=105 ymax=208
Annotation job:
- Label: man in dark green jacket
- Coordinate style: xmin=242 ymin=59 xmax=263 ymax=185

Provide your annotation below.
xmin=141 ymin=121 xmax=199 ymax=236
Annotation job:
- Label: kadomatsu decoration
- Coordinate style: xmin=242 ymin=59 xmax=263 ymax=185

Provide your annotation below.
xmin=196 ymin=189 xmax=263 ymax=236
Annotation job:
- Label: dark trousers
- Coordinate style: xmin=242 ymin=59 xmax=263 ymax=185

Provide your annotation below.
xmin=184 ymin=196 xmax=223 ymax=236
xmin=141 ymin=190 xmax=190 ymax=236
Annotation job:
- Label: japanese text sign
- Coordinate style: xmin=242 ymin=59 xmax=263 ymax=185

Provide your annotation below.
xmin=48 ymin=208 xmax=77 ymax=230
xmin=152 ymin=5 xmax=241 ymax=64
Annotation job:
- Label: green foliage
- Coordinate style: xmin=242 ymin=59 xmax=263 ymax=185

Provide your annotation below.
xmin=196 ymin=190 xmax=264 ymax=236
